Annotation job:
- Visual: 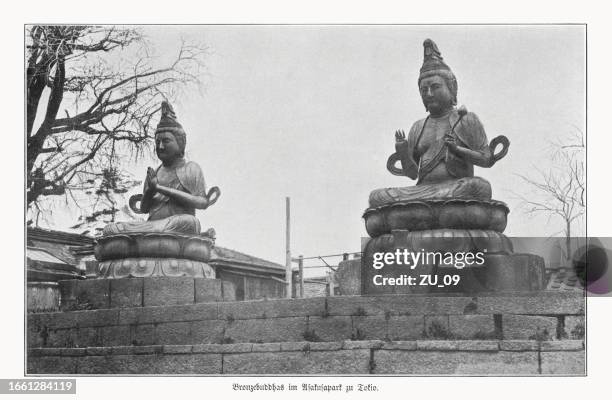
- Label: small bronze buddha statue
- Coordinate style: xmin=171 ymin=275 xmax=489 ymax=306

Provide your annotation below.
xmin=95 ymin=101 xmax=220 ymax=279
xmin=103 ymin=101 xmax=220 ymax=236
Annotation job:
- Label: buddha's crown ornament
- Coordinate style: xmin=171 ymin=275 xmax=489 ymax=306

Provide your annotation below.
xmin=157 ymin=101 xmax=183 ymax=131
xmin=155 ymin=101 xmax=187 ymax=155
xmin=419 ymin=38 xmax=453 ymax=78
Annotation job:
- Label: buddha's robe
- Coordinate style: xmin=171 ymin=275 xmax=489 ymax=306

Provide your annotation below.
xmin=103 ymin=160 xmax=206 ymax=235
xmin=370 ymin=109 xmax=492 ymax=208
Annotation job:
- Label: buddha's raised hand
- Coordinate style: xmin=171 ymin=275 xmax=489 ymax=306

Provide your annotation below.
xmin=394 ymin=130 xmax=408 ymax=152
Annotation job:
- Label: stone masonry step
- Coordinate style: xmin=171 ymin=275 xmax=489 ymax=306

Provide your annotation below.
xmin=28 ymin=293 xmax=585 ymax=348
xmin=58 ymin=277 xmax=236 ymax=311
xmin=27 ymin=339 xmax=585 ymax=375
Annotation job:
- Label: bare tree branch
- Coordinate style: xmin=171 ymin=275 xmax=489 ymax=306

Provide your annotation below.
xmin=512 ymin=129 xmax=585 ymax=264
xmin=26 ymin=25 xmax=208 ymax=230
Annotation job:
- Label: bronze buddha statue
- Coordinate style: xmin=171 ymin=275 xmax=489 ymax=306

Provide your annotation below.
xmin=357 ymin=39 xmax=547 ymax=296
xmin=370 ymin=39 xmax=508 ymax=208
xmin=103 ymin=101 xmax=219 ymax=236
xmin=95 ymin=102 xmax=220 ymax=278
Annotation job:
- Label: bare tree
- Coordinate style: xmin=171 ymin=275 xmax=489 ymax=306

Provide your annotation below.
xmin=26 ymin=25 xmax=207 ymax=229
xmin=515 ymin=128 xmax=585 ymax=263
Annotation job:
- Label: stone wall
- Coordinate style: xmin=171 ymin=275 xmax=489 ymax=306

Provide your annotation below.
xmin=28 ymin=291 xmax=585 ymax=375
xmin=216 ymin=271 xmax=285 ymax=301
xmin=56 ymin=277 xmax=235 ymax=311
xmin=28 ymin=339 xmax=584 ymax=375
xmin=300 ymin=280 xmax=328 ymax=298
xmin=305 ymin=281 xmax=328 ymax=298
xmin=28 ymin=293 xmax=585 ymax=348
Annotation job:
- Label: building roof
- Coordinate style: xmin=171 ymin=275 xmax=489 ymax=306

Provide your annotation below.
xmin=26 ymin=227 xmax=285 ymax=276
xmin=27 ymin=227 xmax=94 ymax=265
xmin=27 ymin=227 xmax=94 ymax=246
xmin=27 ymin=247 xmax=69 ymax=264
xmin=26 ymin=246 xmax=84 ymax=282
xmin=211 ymin=245 xmax=286 ymax=276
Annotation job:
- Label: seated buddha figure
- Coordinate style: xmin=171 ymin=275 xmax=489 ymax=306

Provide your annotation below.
xmin=369 ymin=39 xmax=508 ymax=208
xmin=102 ymin=101 xmax=219 ymax=236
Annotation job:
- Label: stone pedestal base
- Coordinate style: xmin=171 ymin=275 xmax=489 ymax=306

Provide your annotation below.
xmin=94 ymin=232 xmax=216 ymax=279
xmin=361 ymin=229 xmax=545 ymax=295
xmin=98 ymin=258 xmax=215 ymax=279
xmin=363 ymin=199 xmax=509 ymax=237
xmin=58 ymin=277 xmax=236 ymax=310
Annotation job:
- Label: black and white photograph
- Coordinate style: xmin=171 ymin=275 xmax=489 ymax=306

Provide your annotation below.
xmin=3 ymin=2 xmax=611 ymax=397
xmin=23 ymin=23 xmax=589 ymax=376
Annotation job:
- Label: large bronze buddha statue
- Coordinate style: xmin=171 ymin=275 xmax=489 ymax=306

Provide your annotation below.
xmin=95 ymin=102 xmax=220 ymax=278
xmin=358 ymin=39 xmax=547 ymax=295
xmin=371 ymin=39 xmax=508 ymax=208
xmin=364 ymin=39 xmax=510 ymax=238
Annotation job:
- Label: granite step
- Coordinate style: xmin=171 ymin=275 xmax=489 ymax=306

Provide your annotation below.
xmin=58 ymin=277 xmax=236 ymax=311
xmin=28 ymin=293 xmax=585 ymax=349
xmin=27 ymin=339 xmax=585 ymax=375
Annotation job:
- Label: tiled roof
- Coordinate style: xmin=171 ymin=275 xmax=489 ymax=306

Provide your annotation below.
xmin=27 ymin=227 xmax=94 ymax=246
xmin=27 ymin=247 xmax=69 ymax=265
xmin=27 ymin=239 xmax=87 ymax=266
xmin=27 ymin=228 xmax=94 ymax=265
xmin=26 ymin=246 xmax=84 ymax=282
xmin=211 ymin=245 xmax=285 ymax=274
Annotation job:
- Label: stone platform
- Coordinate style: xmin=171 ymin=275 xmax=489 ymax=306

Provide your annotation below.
xmin=95 ymin=233 xmax=216 ymax=278
xmin=28 ymin=339 xmax=584 ymax=375
xmin=27 ymin=292 xmax=584 ymax=375
xmin=58 ymin=277 xmax=236 ymax=311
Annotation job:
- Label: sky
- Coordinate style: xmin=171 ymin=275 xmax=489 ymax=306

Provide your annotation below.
xmin=33 ymin=25 xmax=586 ymax=270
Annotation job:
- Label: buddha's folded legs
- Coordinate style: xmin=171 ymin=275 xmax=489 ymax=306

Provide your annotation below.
xmin=369 ymin=176 xmax=492 ymax=208
xmin=102 ymin=214 xmax=201 ymax=236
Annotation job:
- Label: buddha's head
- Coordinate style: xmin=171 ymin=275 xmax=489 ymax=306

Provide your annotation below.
xmin=417 ymin=39 xmax=457 ymax=115
xmin=154 ymin=101 xmax=186 ymax=163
